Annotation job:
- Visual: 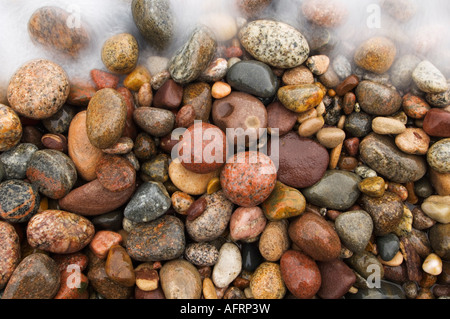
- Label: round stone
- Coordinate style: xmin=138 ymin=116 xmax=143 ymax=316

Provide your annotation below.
xmin=390 ymin=54 xmax=421 ymax=90
xmin=229 ymin=207 xmax=267 ymax=241
xmin=220 ymin=151 xmax=277 ymax=207
xmin=335 ymin=210 xmax=374 ymax=253
xmin=95 ymin=155 xmax=136 ymax=193
xmin=160 ymin=259 xmax=202 ymax=299
xmin=423 ymin=108 xmax=450 ymax=138
xmin=182 ymin=82 xmax=212 ymax=122
xmin=266 ymin=101 xmax=298 ymax=136
xmin=184 ymin=243 xmax=219 ymax=267
xmin=421 ymin=196 xmax=450 ymax=224
xmin=133 ymin=107 xmax=175 ymax=138
xmin=412 ymin=60 xmax=448 ymax=94
xmin=102 ymin=33 xmax=139 ymax=74
xmin=344 ymin=112 xmax=373 ymax=138
xmin=261 ymin=181 xmax=306 ymax=221
xmin=429 ymin=223 xmax=450 ymax=260
xmin=354 ymin=37 xmax=397 ymax=74
xmin=250 ymin=262 xmax=286 ymax=299
xmin=0 ymin=180 xmax=40 ymax=223
xmin=316 ymin=127 xmax=346 ymax=149
xmin=358 ymin=176 xmax=386 ymax=198
xmin=105 ymin=245 xmax=136 ymax=287
xmin=395 ymin=128 xmax=430 ymax=155
xmin=259 ymin=220 xmax=290 ymax=262
xmin=7 ymin=59 xmax=70 ymax=120
xmin=355 ymin=81 xmax=402 ymax=116
xmin=26 ymin=149 xmax=77 ymax=199
xmin=0 ymin=104 xmax=22 ymax=152
xmin=278 ymin=84 xmax=324 ymax=113
xmin=427 ymin=138 xmax=450 ymax=174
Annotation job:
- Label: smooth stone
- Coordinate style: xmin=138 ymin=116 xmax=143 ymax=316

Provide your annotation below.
xmin=236 ymin=0 xmax=272 ymax=18
xmin=266 ymin=101 xmax=297 ymax=136
xmin=153 ymin=79 xmax=183 ymax=109
xmin=0 ymin=143 xmax=37 ymax=180
xmin=347 ymin=251 xmax=385 ymax=280
xmin=359 ymin=133 xmax=427 ymax=183
xmin=412 ymin=60 xmax=448 ymax=94
xmin=429 ymin=224 xmax=450 ymax=261
xmin=423 ymin=109 xmax=450 ymax=138
xmin=133 ymin=107 xmax=175 ymax=138
xmin=270 ymin=131 xmax=329 ymax=189
xmin=251 ymin=262 xmax=286 ymax=299
xmin=160 ymin=259 xmax=202 ymax=299
xmin=96 ymin=155 xmax=136 ymax=193
xmin=344 ymin=112 xmax=373 ymax=138
xmin=27 ymin=210 xmax=95 ymax=254
xmin=283 ymin=65 xmax=314 ymax=86
xmin=7 ymin=59 xmax=70 ymax=120
xmin=421 ymin=196 xmax=450 ymax=224
xmin=278 ymin=84 xmax=324 ymax=113
xmin=316 ymin=127 xmax=346 ymax=149
xmin=67 ymin=80 xmax=96 ymax=107
xmin=199 ymin=13 xmax=237 ymax=42
xmin=239 ymin=20 xmax=310 ymax=69
xmin=105 ymin=245 xmax=136 ymax=287
xmin=169 ymin=26 xmax=216 ymax=85
xmin=133 ymin=133 xmax=157 ymax=160
xmin=360 ymin=192 xmax=404 ymax=236
xmin=430 ymin=169 xmax=450 ymax=196
xmin=101 ymin=33 xmax=139 ymax=74
xmin=301 ymin=0 xmax=348 ymax=27
xmin=422 ymin=253 xmax=443 ymax=276
xmin=91 ymin=210 xmax=124 ymax=231
xmin=390 ymin=55 xmax=421 ymax=90
xmin=141 ymin=154 xmax=169 ymax=183
xmin=427 ymin=138 xmax=450 ymax=174
xmin=212 ymin=243 xmax=242 ymax=288
xmin=126 ymin=215 xmax=185 ymax=261
xmin=372 ymin=117 xmax=406 ymax=135
xmin=354 ymin=37 xmax=397 ymax=74
xmin=0 ymin=104 xmax=22 ymax=152
xmin=302 ymin=170 xmax=361 ymax=211
xmin=226 ymin=60 xmax=277 ymax=98
xmin=395 ymin=128 xmax=430 ymax=155
xmin=356 ymin=81 xmax=402 ymax=116
xmin=131 ymin=0 xmax=174 ymax=51
xmin=123 ymin=65 xmax=151 ymax=92
xmin=259 ymin=220 xmax=290 ymax=262
xmin=335 ymin=210 xmax=373 ymax=253
xmin=184 ymin=243 xmax=219 ymax=267
xmin=317 ymin=258 xmax=356 ymax=299
xmin=261 ymin=181 xmax=306 ymax=221
xmin=242 ymin=242 xmax=265 ymax=272
xmin=88 ymin=261 xmax=133 ymax=299
xmin=124 ymin=182 xmax=171 ymax=223
xmin=182 ymin=82 xmax=212 ymax=122
xmin=86 ymin=89 xmax=127 ymax=149
xmin=169 ymin=159 xmax=219 ymax=196
xmin=402 ymin=94 xmax=431 ymax=120
xmin=58 ymin=179 xmax=136 ymax=216
xmin=333 ymin=54 xmax=352 ymax=80
xmin=89 ymin=230 xmax=123 ymax=260
xmin=2 ymin=253 xmax=60 ymax=299
xmin=280 ymin=250 xmax=320 ymax=299
xmin=42 ymin=104 xmax=76 ymax=134
xmin=358 ymin=176 xmax=386 ymax=198
xmin=426 ymin=89 xmax=450 ymax=107
xmin=414 ymin=177 xmax=434 ymax=199
xmin=0 ymin=180 xmax=40 ymax=223
xmin=230 ymin=207 xmax=266 ymax=241
xmin=68 ymin=111 xmax=104 ymax=181
xmin=377 ymin=233 xmax=401 ymax=262
xmin=346 ymin=280 xmax=405 ymax=299
xmin=0 ymin=221 xmax=20 ymax=289
xmin=412 ymin=207 xmax=436 ymax=230
xmin=288 ymin=212 xmax=341 ymax=262
xmin=26 ymin=149 xmax=77 ymax=199
xmin=185 ymin=191 xmax=233 ymax=242
xmin=90 ymin=69 xmax=120 ymax=90
xmin=306 ymin=55 xmax=330 ymax=75
xmin=408 ymin=229 xmax=433 ymax=259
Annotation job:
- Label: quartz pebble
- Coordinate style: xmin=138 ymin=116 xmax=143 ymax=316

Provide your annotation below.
xmin=212 ymin=243 xmax=242 ymax=289
xmin=422 ymin=253 xmax=443 ymax=276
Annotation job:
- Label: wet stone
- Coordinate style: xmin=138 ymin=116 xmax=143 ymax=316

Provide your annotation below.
xmin=259 ymin=220 xmax=290 ymax=262
xmin=356 ymin=81 xmax=402 ymax=116
xmin=344 ymin=112 xmax=373 ymax=138
xmin=278 ymin=84 xmax=324 ymax=113
xmin=184 ymin=243 xmax=219 ymax=267
xmin=242 ymin=242 xmax=265 ymax=272
xmin=105 ymin=245 xmax=136 ymax=287
xmin=266 ymin=101 xmax=297 ymax=136
xmin=377 ymin=233 xmax=401 ymax=262
xmin=212 ymin=243 xmax=242 ymax=289
xmin=429 ymin=223 xmax=450 ymax=261
xmin=251 ymin=262 xmax=286 ymax=299
xmin=182 ymin=82 xmax=212 ymax=122
xmin=390 ymin=54 xmax=421 ymax=90
xmin=354 ymin=37 xmax=397 ymax=74
xmin=317 ymin=258 xmax=356 ymax=299
xmin=261 ymin=181 xmax=306 ymax=221
xmin=96 ymin=155 xmax=136 ymax=193
xmin=42 ymin=104 xmax=76 ymax=134
xmin=0 ymin=143 xmax=38 ymax=180
xmin=141 ymin=154 xmax=169 ymax=183
xmin=0 ymin=221 xmax=20 ymax=289
xmin=335 ymin=210 xmax=373 ymax=253
xmin=347 ymin=251 xmax=384 ymax=280
xmin=0 ymin=180 xmax=40 ymax=223
xmin=346 ymin=280 xmax=405 ymax=299
xmin=423 ymin=109 xmax=450 ymax=138
xmin=91 ymin=210 xmax=124 ymax=231
xmin=133 ymin=107 xmax=175 ymax=138
xmin=88 ymin=260 xmax=133 ymax=299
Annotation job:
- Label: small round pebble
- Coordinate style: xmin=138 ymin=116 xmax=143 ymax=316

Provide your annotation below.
xmin=102 ymin=33 xmax=139 ymax=74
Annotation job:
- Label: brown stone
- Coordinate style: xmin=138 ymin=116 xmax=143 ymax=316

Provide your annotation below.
xmin=153 ymin=79 xmax=183 ymax=109
xmin=266 ymin=101 xmax=298 ymax=136
xmin=182 ymin=82 xmax=212 ymax=122
xmin=317 ymin=259 xmax=356 ymax=299
xmin=105 ymin=245 xmax=136 ymax=287
xmin=335 ymin=75 xmax=359 ymax=97
xmin=354 ymin=37 xmax=397 ymax=74
xmin=95 ymin=155 xmax=136 ymax=193
xmin=423 ymin=108 xmax=450 ymax=138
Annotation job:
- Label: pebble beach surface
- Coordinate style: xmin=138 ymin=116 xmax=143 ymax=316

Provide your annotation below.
xmin=0 ymin=0 xmax=450 ymax=301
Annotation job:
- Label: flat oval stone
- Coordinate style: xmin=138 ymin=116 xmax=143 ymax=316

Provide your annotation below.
xmin=2 ymin=253 xmax=60 ymax=299
xmin=0 ymin=221 xmax=20 ymax=289
xmin=101 ymin=33 xmax=139 ymax=74
xmin=86 ymin=88 xmax=127 ymax=149
xmin=126 ymin=215 xmax=185 ymax=261
xmin=7 ymin=59 xmax=70 ymax=120
xmin=184 ymin=243 xmax=219 ymax=267
xmin=360 ymin=133 xmax=427 ymax=183
xmin=335 ymin=210 xmax=373 ymax=253
xmin=220 ymin=151 xmax=277 ymax=207
xmin=58 ymin=179 xmax=136 ymax=216
xmin=0 ymin=104 xmax=22 ymax=152
xmin=361 ymin=192 xmax=404 ymax=236
xmin=302 ymin=170 xmax=361 ymax=211
xmin=160 ymin=259 xmax=202 ymax=299
xmin=226 ymin=60 xmax=277 ymax=98
xmin=278 ymin=84 xmax=324 ymax=113
xmin=67 ymin=111 xmax=104 ymax=181
xmin=26 ymin=149 xmax=77 ymax=199
xmin=239 ymin=20 xmax=310 ymax=69
xmin=412 ymin=60 xmax=448 ymax=94
xmin=133 ymin=106 xmax=175 ymax=137
xmin=280 ymin=250 xmax=320 ymax=299
xmin=354 ymin=37 xmax=397 ymax=74
xmin=259 ymin=220 xmax=290 ymax=262
xmin=270 ymin=131 xmax=329 ymax=189
xmin=266 ymin=101 xmax=297 ymax=136
xmin=212 ymin=243 xmax=242 ymax=288
xmin=0 ymin=180 xmax=40 ymax=223
xmin=261 ymin=181 xmax=306 ymax=221
xmin=27 ymin=210 xmax=95 ymax=254
xmin=124 ymin=181 xmax=171 ymax=223
xmin=288 ymin=212 xmax=341 ymax=262
xmin=423 ymin=109 xmax=450 ymax=138
xmin=88 ymin=260 xmax=133 ymax=299
xmin=250 ymin=262 xmax=286 ymax=299
xmin=28 ymin=6 xmax=89 ymax=57
xmin=317 ymin=259 xmax=356 ymax=299
xmin=185 ymin=190 xmax=233 ymax=242
xmin=0 ymin=143 xmax=38 ymax=180
xmin=427 ymin=138 xmax=450 ymax=174
xmin=356 ymin=81 xmax=402 ymax=116
xmin=377 ymin=233 xmax=400 ymax=262
xmin=169 ymin=26 xmax=217 ymax=85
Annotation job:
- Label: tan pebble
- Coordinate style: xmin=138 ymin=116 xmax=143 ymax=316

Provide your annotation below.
xmin=430 ymin=169 xmax=450 ymax=196
xmin=206 ymin=177 xmax=222 ymax=195
xmin=138 ymin=83 xmax=153 ymax=107
xmin=305 ymin=55 xmax=330 ymax=75
xmin=422 ymin=253 xmax=442 ymax=276
xmin=244 ymin=287 xmax=254 ymax=299
xmin=135 ymin=263 xmax=159 ymax=291
xmin=395 ymin=128 xmax=430 ymax=155
xmin=171 ymin=191 xmax=194 ymax=214
xmin=316 ymin=127 xmax=346 ymax=149
xmin=329 ymin=142 xmax=343 ymax=170
xmin=337 ymin=115 xmax=346 ymax=129
xmin=421 ymin=195 xmax=450 ymax=224
xmin=358 ymin=176 xmax=386 ymax=198
xmin=297 ymin=108 xmax=318 ymax=124
xmin=378 ymin=251 xmax=403 ymax=267
xmin=389 ymin=111 xmax=408 ymax=125
xmin=372 ymin=117 xmax=406 ymax=135
xmin=298 ymin=116 xmax=324 ymax=137
xmin=315 ymin=101 xmax=326 ymax=116
xmin=393 ymin=205 xmax=413 ymax=237
xmin=211 ymin=81 xmax=232 ymax=99
xmin=203 ymin=278 xmax=218 ymax=299
xmin=282 ymin=65 xmax=314 ymax=86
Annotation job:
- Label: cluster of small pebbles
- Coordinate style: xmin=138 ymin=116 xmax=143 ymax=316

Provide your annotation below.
xmin=0 ymin=0 xmax=449 ymax=300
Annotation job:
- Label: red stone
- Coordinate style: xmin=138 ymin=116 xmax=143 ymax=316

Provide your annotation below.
xmin=54 ymin=271 xmax=89 ymax=299
xmin=343 ymin=137 xmax=360 ymax=156
xmin=89 ymin=230 xmax=123 ymax=259
xmin=343 ymin=92 xmax=356 ymax=115
xmin=67 ymin=80 xmax=96 ymax=107
xmin=52 ymin=252 xmax=89 ymax=273
xmin=95 ymin=155 xmax=136 ymax=193
xmin=423 ymin=108 xmax=450 ymax=137
xmin=153 ymin=79 xmax=183 ymax=109
xmin=266 ymin=101 xmax=298 ymax=136
xmin=159 ymin=133 xmax=180 ymax=154
xmin=402 ymin=93 xmax=431 ymax=119
xmin=280 ymin=250 xmax=321 ymax=299
xmin=317 ymin=259 xmax=356 ymax=299
xmin=335 ymin=75 xmax=359 ymax=97
xmin=175 ymin=104 xmax=196 ymax=128
xmin=91 ymin=69 xmax=120 ymax=90
xmin=225 ymin=46 xmax=243 ymax=58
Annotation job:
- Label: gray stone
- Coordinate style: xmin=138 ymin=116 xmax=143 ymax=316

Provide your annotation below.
xmin=412 ymin=60 xmax=448 ymax=94
xmin=390 ymin=54 xmax=421 ymax=90
xmin=346 ymin=280 xmax=405 ymax=299
xmin=335 ymin=210 xmax=373 ymax=253
xmin=346 ymin=251 xmax=384 ymax=280
xmin=427 ymin=138 xmax=450 ymax=174
xmin=344 ymin=112 xmax=373 ymax=138
xmin=376 ymin=233 xmax=400 ymax=261
xmin=0 ymin=143 xmax=38 ymax=180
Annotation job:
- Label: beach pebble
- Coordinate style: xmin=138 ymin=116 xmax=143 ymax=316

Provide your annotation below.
xmin=160 ymin=259 xmax=202 ymax=299
xmin=354 ymin=37 xmax=397 ymax=74
xmin=427 ymin=138 xmax=450 ymax=174
xmin=101 ymin=33 xmax=139 ymax=74
xmin=0 ymin=180 xmax=40 ymax=223
xmin=422 ymin=253 xmax=443 ymax=276
xmin=261 ymin=181 xmax=306 ymax=221
xmin=259 ymin=220 xmax=290 ymax=262
xmin=230 ymin=207 xmax=266 ymax=241
xmin=0 ymin=143 xmax=37 ymax=180
xmin=0 ymin=221 xmax=20 ymax=289
xmin=0 ymin=104 xmax=22 ymax=152
xmin=372 ymin=117 xmax=406 ymax=135
xmin=212 ymin=243 xmax=242 ymax=289
xmin=412 ymin=60 xmax=448 ymax=94
xmin=423 ymin=108 xmax=450 ymax=138
xmin=251 ymin=262 xmax=286 ymax=299
xmin=395 ymin=128 xmax=430 ymax=155
xmin=317 ymin=259 xmax=356 ymax=299
xmin=185 ymin=243 xmax=219 ymax=267
xmin=316 ymin=127 xmax=346 ymax=149
xmin=421 ymin=196 xmax=450 ymax=224
xmin=335 ymin=210 xmax=373 ymax=253
xmin=356 ymin=81 xmax=402 ymax=116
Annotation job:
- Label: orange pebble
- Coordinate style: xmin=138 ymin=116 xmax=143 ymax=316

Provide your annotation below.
xmin=89 ymin=230 xmax=123 ymax=259
xmin=211 ymin=81 xmax=232 ymax=99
